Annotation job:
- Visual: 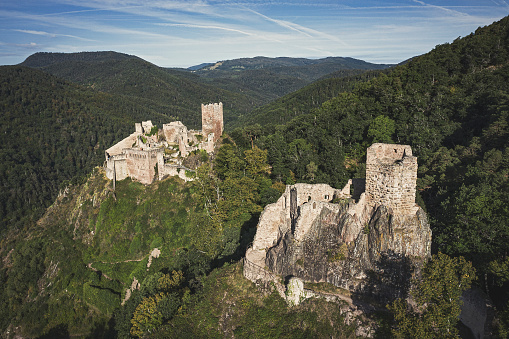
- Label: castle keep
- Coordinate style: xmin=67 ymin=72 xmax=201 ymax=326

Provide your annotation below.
xmin=365 ymin=143 xmax=417 ymax=215
xmin=201 ymin=102 xmax=223 ymax=143
xmin=105 ymin=103 xmax=223 ymax=185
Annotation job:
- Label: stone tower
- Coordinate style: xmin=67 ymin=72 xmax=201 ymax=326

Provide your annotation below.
xmin=201 ymin=102 xmax=223 ymax=143
xmin=365 ymin=143 xmax=418 ymax=215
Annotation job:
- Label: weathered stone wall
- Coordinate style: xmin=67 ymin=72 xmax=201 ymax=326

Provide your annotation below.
xmin=366 ymin=143 xmax=417 ymax=215
xmin=141 ymin=120 xmax=153 ymax=134
xmin=105 ymin=155 xmax=128 ymax=181
xmin=163 ymin=121 xmax=188 ymax=144
xmin=250 ymin=182 xmax=352 ymax=252
xmin=125 ymin=148 xmax=161 ymax=185
xmin=201 ymin=102 xmax=223 ymax=143
xmin=106 ymin=104 xmax=223 ymax=185
xmin=159 ymin=164 xmax=194 ymax=182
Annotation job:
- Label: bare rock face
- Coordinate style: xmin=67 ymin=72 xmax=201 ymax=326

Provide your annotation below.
xmin=264 ymin=201 xmax=431 ymax=303
xmin=244 ymin=143 xmax=432 ymax=305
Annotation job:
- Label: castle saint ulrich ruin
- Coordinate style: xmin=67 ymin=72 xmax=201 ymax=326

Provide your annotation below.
xmin=105 ymin=103 xmax=223 ymax=185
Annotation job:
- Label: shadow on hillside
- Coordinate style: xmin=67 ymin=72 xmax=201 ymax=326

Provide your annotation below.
xmin=210 ymin=212 xmax=260 ymax=269
xmin=352 ymin=251 xmax=414 ymax=312
xmin=37 ymin=324 xmax=70 ymax=339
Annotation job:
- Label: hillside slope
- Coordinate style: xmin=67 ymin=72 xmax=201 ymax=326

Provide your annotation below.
xmin=0 ymin=66 xmax=172 ymax=232
xmin=232 ymin=69 xmax=385 ymax=128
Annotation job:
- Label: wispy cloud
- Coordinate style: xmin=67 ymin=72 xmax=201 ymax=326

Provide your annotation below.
xmin=13 ymin=29 xmax=96 ymax=41
xmin=411 ymin=0 xmax=470 ymax=16
xmin=155 ymin=23 xmax=254 ymax=36
xmin=243 ymin=7 xmax=348 ymax=46
xmin=0 ymin=0 xmax=507 ymax=67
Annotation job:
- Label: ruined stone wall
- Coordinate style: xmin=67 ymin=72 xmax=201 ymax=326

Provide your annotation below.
xmin=290 ymin=183 xmax=344 ymax=206
xmin=201 ymin=102 xmax=223 ymax=143
xmin=365 ymin=143 xmax=417 ymax=215
xmin=198 ymin=133 xmax=215 ymax=153
xmin=163 ymin=121 xmax=188 ymax=144
xmin=141 ymin=120 xmax=153 ymax=134
xmin=160 ymin=164 xmax=194 ymax=182
xmin=125 ymin=148 xmax=161 ymax=185
xmin=105 ymin=155 xmax=128 ymax=181
xmin=251 ymin=182 xmax=352 ymax=251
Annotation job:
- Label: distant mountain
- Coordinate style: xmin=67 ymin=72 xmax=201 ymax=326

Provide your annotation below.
xmin=21 ymin=51 xmax=142 ymax=68
xmin=194 ymin=56 xmax=390 ymax=72
xmin=21 ymin=53 xmax=392 ymax=125
xmin=192 ymin=56 xmax=393 ymax=103
xmin=20 ymin=52 xmax=256 ymax=129
xmin=187 ymin=62 xmax=214 ymax=71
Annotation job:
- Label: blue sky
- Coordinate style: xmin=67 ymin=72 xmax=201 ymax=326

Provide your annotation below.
xmin=1 ymin=0 xmax=508 ymax=68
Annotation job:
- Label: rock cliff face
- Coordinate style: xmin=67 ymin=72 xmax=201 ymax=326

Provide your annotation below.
xmin=244 ymin=143 xmax=432 ymax=304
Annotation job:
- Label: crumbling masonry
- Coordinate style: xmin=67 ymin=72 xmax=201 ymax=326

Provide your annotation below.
xmin=105 ymin=103 xmax=223 ymax=185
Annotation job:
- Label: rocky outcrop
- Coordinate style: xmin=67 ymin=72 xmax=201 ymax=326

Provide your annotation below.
xmin=244 ymin=143 xmax=432 ymax=305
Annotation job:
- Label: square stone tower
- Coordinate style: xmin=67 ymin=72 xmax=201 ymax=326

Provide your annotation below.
xmin=365 ymin=143 xmax=417 ymax=215
xmin=201 ymin=102 xmax=223 ymax=143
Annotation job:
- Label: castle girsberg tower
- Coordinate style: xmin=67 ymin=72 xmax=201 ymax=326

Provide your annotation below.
xmin=201 ymin=102 xmax=223 ymax=143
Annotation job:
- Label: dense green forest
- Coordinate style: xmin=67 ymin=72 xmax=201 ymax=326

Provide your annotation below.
xmin=231 ymin=69 xmax=386 ymax=128
xmin=1 ymin=14 xmax=509 ymax=339
xmin=22 ymin=53 xmax=390 ymax=128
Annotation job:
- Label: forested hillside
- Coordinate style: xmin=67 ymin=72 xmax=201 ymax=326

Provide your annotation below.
xmin=232 ymin=69 xmax=385 ymax=128
xmin=231 ymin=16 xmax=509 ymax=329
xmin=0 ymin=66 xmax=172 ymax=232
xmin=21 ymin=52 xmax=256 ymax=128
xmin=0 ymin=137 xmax=358 ymax=337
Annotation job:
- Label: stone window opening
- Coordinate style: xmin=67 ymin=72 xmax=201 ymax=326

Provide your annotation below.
xmin=325 ymin=195 xmax=329 ymax=200
xmin=308 ymin=196 xmax=311 ymax=202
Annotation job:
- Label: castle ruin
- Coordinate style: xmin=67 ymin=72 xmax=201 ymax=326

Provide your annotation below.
xmin=244 ymin=143 xmax=431 ymax=305
xmin=105 ymin=103 xmax=223 ymax=185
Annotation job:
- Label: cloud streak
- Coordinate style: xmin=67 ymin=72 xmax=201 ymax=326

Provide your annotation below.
xmin=155 ymin=23 xmax=254 ymax=36
xmin=13 ymin=29 xmax=96 ymax=41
